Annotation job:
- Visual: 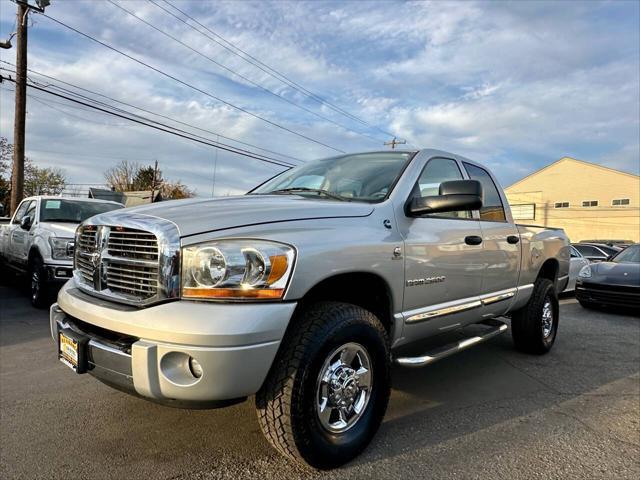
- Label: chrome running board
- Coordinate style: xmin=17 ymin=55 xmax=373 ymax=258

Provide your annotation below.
xmin=394 ymin=319 xmax=508 ymax=368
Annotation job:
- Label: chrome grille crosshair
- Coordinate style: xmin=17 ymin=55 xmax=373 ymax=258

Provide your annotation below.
xmin=73 ymin=213 xmax=180 ymax=307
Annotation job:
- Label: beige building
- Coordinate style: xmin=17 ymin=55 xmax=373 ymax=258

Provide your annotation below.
xmin=505 ymin=157 xmax=639 ymax=243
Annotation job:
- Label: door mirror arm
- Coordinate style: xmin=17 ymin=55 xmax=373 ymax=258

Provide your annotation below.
xmin=20 ymin=215 xmax=32 ymax=230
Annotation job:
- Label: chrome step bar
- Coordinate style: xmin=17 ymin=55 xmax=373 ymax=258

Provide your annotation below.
xmin=394 ymin=319 xmax=508 ymax=368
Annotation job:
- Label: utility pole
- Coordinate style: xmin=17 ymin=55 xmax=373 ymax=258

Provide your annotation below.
xmin=8 ymin=1 xmax=50 ymax=215
xmin=150 ymin=159 xmax=158 ymax=203
xmin=10 ymin=2 xmax=28 ymax=215
xmin=384 ymin=137 xmax=407 ymax=150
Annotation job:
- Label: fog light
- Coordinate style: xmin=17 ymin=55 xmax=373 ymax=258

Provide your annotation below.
xmin=188 ymin=357 xmax=203 ymax=378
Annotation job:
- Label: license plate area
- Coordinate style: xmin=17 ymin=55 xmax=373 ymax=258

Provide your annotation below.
xmin=58 ymin=328 xmax=89 ymax=374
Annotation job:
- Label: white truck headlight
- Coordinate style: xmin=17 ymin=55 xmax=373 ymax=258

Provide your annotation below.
xmin=181 ymin=240 xmax=295 ymax=300
xmin=578 ymin=265 xmax=592 ymax=278
xmin=49 ymin=237 xmax=74 ymax=260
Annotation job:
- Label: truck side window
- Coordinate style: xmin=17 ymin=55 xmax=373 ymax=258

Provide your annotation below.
xmin=11 ymin=200 xmax=32 ymax=224
xmin=463 ymin=162 xmax=507 ymax=222
xmin=413 ymin=158 xmax=471 ymax=219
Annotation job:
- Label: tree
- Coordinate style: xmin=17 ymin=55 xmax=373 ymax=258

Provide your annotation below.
xmin=104 ymin=160 xmax=194 ymax=200
xmin=0 ymin=137 xmax=67 ymax=211
xmin=160 ymin=181 xmax=195 ymax=199
xmin=104 ymin=160 xmax=140 ymax=191
xmin=23 ymin=158 xmax=66 ymax=196
xmin=0 ymin=138 xmax=11 ymax=212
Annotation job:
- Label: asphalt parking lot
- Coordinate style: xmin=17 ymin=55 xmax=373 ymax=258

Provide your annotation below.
xmin=1 ymin=285 xmax=638 ymax=480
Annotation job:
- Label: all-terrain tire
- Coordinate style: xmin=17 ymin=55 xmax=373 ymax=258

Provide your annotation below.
xmin=511 ymin=278 xmax=559 ymax=354
xmin=29 ymin=255 xmax=50 ymax=309
xmin=255 ymin=301 xmax=390 ymax=469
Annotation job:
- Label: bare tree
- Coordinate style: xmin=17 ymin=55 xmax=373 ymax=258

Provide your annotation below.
xmin=104 ymin=160 xmax=140 ymax=191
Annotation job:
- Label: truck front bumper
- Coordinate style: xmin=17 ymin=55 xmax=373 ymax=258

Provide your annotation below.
xmin=51 ymin=281 xmax=297 ymax=408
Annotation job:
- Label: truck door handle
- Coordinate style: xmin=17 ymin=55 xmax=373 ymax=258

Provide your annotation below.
xmin=465 ymin=235 xmax=483 ymax=246
xmin=507 ymin=235 xmax=520 ymax=244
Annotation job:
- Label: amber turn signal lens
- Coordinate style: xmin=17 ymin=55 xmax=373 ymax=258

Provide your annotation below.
xmin=182 ymin=287 xmax=285 ymax=299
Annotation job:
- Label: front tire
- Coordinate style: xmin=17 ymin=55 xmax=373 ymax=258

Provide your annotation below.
xmin=511 ymin=278 xmax=559 ymax=354
xmin=255 ymin=301 xmax=390 ymax=469
xmin=29 ymin=256 xmax=50 ymax=309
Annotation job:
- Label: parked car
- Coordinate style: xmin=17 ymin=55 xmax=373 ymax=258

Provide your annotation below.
xmin=566 ymin=245 xmax=590 ymax=292
xmin=579 ymin=239 xmax=634 ymax=247
xmin=576 ymin=244 xmax=640 ymax=310
xmin=50 ymin=150 xmax=569 ymax=469
xmin=572 ymin=243 xmax=622 ymax=263
xmin=0 ymin=196 xmax=124 ymax=307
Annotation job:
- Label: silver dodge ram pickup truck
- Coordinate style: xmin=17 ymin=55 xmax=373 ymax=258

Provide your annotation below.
xmin=51 ymin=150 xmax=569 ymax=468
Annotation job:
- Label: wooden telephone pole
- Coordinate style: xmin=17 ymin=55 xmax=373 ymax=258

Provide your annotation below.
xmin=10 ymin=2 xmax=28 ymax=215
xmin=384 ymin=137 xmax=406 ymax=150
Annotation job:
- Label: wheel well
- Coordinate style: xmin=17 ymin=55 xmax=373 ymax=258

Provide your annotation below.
xmin=28 ymin=247 xmax=42 ymax=266
xmin=296 ymin=272 xmax=394 ymax=333
xmin=537 ymin=259 xmax=559 ymax=284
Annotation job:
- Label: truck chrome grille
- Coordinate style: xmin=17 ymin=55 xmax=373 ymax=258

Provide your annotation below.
xmin=73 ymin=215 xmax=180 ymax=307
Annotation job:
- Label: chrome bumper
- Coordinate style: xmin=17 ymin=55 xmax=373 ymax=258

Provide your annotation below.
xmin=51 ymin=281 xmax=297 ymax=408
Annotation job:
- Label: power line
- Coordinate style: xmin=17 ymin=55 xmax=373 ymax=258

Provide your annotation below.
xmin=1 ymin=74 xmax=296 ymax=170
xmin=39 ymin=12 xmax=345 ymax=154
xmin=154 ymin=0 xmax=398 ymax=139
xmin=106 ymin=0 xmax=383 ymax=145
xmin=1 ymin=61 xmax=303 ymax=164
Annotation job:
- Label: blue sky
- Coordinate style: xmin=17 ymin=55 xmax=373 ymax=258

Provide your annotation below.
xmin=0 ymin=0 xmax=638 ymax=196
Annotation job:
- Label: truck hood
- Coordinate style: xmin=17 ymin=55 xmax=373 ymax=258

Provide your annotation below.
xmin=112 ymin=195 xmax=374 ymax=237
xmin=39 ymin=222 xmax=79 ymax=238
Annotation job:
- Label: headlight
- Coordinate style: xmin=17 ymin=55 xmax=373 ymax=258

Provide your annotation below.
xmin=49 ymin=237 xmax=74 ymax=260
xmin=181 ymin=240 xmax=295 ymax=300
xmin=578 ymin=265 xmax=592 ymax=278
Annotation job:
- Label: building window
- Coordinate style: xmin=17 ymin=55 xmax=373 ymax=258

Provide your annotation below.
xmin=554 ymin=202 xmax=569 ymax=208
xmin=612 ymin=198 xmax=630 ymax=206
xmin=582 ymin=200 xmax=598 ymax=207
xmin=511 ymin=203 xmax=536 ymax=220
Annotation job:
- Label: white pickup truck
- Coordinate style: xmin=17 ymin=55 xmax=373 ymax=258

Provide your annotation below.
xmin=0 ymin=196 xmax=122 ymax=307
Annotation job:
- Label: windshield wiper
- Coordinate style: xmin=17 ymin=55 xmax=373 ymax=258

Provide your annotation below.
xmin=267 ymin=188 xmax=348 ymax=201
xmin=42 ymin=218 xmax=78 ymax=223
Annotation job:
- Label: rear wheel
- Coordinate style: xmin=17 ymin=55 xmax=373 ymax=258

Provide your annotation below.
xmin=511 ymin=278 xmax=559 ymax=354
xmin=256 ymin=301 xmax=390 ymax=469
xmin=29 ymin=256 xmax=50 ymax=309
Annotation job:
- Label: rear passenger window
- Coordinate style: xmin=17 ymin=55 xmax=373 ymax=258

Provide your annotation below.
xmin=463 ymin=162 xmax=507 ymax=222
xmin=412 ymin=158 xmax=472 ymax=219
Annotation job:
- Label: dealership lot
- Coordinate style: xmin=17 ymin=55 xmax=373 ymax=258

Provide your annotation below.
xmin=0 ymin=286 xmax=638 ymax=479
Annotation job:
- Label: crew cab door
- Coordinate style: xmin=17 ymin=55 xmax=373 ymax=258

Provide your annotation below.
xmin=396 ymin=157 xmax=484 ymax=337
xmin=8 ymin=199 xmax=35 ymax=266
xmin=461 ymin=161 xmax=520 ymax=316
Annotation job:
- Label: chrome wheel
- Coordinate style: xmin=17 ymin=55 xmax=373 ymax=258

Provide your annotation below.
xmin=31 ymin=268 xmax=41 ymax=302
xmin=316 ymin=342 xmax=373 ymax=433
xmin=541 ymin=297 xmax=554 ymax=338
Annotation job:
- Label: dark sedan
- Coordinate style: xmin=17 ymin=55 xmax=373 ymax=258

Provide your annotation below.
xmin=576 ymin=244 xmax=640 ymax=310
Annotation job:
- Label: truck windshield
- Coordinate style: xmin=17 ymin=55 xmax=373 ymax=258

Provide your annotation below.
xmin=251 ymin=152 xmax=414 ymax=202
xmin=39 ymin=199 xmax=123 ymax=223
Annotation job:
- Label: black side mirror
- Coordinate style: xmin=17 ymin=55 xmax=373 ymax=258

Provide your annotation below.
xmin=20 ymin=215 xmax=32 ymax=230
xmin=408 ymin=180 xmax=483 ymax=216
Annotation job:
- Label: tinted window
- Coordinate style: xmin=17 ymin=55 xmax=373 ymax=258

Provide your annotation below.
xmin=412 ymin=158 xmax=471 ymax=219
xmin=575 ymin=245 xmax=603 ymax=257
xmin=570 ymin=247 xmax=581 ymax=258
xmin=39 ymin=200 xmax=122 ymax=223
xmin=11 ymin=200 xmax=32 ymax=224
xmin=463 ymin=162 xmax=507 ymax=222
